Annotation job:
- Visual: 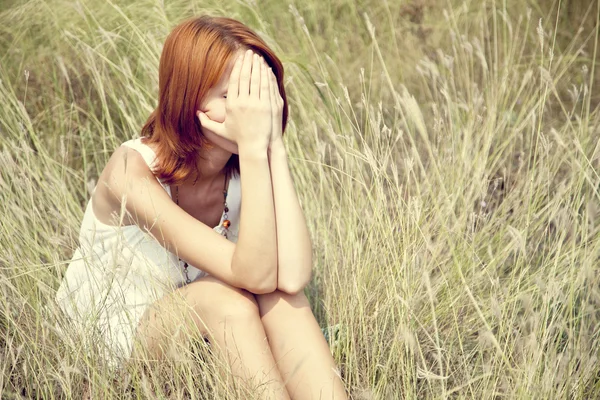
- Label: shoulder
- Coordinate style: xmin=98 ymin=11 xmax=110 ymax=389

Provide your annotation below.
xmin=93 ymin=145 xmax=158 ymax=223
xmin=102 ymin=144 xmax=154 ymax=183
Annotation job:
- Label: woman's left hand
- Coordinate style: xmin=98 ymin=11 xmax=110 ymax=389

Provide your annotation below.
xmin=268 ymin=68 xmax=284 ymax=149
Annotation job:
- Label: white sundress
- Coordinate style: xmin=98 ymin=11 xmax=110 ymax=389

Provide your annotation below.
xmin=54 ymin=137 xmax=241 ymax=367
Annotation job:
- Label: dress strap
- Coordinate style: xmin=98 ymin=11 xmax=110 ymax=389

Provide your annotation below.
xmin=121 ymin=137 xmax=171 ymax=196
xmin=121 ymin=137 xmax=158 ymax=171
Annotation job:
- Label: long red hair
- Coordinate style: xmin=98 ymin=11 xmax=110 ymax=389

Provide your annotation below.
xmin=141 ymin=15 xmax=288 ymax=185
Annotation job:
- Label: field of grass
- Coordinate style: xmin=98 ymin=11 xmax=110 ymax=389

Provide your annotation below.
xmin=1 ymin=0 xmax=599 ymax=398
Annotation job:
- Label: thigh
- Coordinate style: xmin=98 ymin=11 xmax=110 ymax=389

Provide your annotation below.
xmin=130 ymin=274 xmax=258 ymax=361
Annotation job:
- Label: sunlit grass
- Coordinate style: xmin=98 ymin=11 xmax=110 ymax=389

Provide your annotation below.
xmin=1 ymin=0 xmax=599 ymax=398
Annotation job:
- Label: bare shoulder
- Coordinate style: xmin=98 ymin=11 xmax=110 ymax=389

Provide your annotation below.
xmin=93 ymin=144 xmax=154 ymax=226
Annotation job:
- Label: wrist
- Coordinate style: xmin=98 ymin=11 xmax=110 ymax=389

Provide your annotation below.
xmin=268 ymin=137 xmax=285 ymax=154
xmin=238 ymin=140 xmax=269 ymax=159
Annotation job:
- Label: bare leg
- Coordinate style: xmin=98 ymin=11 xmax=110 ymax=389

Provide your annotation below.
xmin=132 ymin=276 xmax=290 ymax=399
xmin=256 ymin=290 xmax=348 ymax=400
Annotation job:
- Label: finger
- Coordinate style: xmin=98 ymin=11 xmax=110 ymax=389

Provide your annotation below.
xmin=238 ymin=49 xmax=253 ymax=98
xmin=269 ymin=71 xmax=282 ymax=133
xmin=270 ymin=70 xmax=281 ymax=107
xmin=227 ymin=53 xmax=244 ymax=100
xmin=266 ymin=65 xmax=273 ymax=106
xmin=260 ymin=59 xmax=269 ymax=100
xmin=250 ymin=54 xmax=261 ymax=98
xmin=269 ymin=70 xmax=281 ymax=116
xmin=197 ymin=111 xmax=227 ymax=139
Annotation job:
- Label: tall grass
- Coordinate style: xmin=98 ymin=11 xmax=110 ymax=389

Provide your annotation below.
xmin=1 ymin=0 xmax=599 ymax=398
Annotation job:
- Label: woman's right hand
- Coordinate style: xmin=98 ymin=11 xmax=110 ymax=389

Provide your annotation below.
xmin=197 ymin=49 xmax=272 ymax=152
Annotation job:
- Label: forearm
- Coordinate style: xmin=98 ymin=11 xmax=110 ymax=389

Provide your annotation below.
xmin=233 ymin=143 xmax=278 ymax=293
xmin=268 ymin=139 xmax=313 ymax=294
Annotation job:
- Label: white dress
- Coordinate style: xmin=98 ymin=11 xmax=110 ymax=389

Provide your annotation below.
xmin=55 ymin=137 xmax=241 ymax=367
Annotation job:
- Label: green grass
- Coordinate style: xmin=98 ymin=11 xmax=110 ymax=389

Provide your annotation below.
xmin=1 ymin=0 xmax=599 ymax=398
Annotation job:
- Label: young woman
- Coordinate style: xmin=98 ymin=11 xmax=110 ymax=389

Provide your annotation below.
xmin=55 ymin=15 xmax=348 ymax=400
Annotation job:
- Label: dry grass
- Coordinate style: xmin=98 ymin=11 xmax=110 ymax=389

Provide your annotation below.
xmin=1 ymin=0 xmax=599 ymax=398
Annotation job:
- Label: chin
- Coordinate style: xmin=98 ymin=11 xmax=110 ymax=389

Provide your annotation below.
xmin=203 ymin=131 xmax=239 ymax=155
xmin=214 ymin=136 xmax=239 ymax=155
xmin=224 ymin=142 xmax=239 ymax=155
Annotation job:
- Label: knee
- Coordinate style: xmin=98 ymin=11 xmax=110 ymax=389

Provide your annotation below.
xmin=217 ymin=286 xmax=260 ymax=320
xmin=187 ymin=277 xmax=260 ymax=321
xmin=257 ymin=290 xmax=311 ymax=316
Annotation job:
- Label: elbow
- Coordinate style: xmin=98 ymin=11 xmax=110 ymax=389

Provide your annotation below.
xmin=232 ymin=251 xmax=277 ymax=294
xmin=277 ymin=283 xmax=306 ymax=296
xmin=249 ymin=278 xmax=277 ymax=294
xmin=245 ymin=264 xmax=278 ymax=295
xmin=278 ymin=272 xmax=312 ymax=296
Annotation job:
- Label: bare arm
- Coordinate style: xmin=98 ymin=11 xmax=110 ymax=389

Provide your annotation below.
xmin=268 ymin=139 xmax=313 ymax=295
xmin=103 ymin=143 xmax=277 ymax=295
xmin=261 ymin=67 xmax=312 ymax=295
xmin=195 ymin=51 xmax=279 ymax=293
xmin=232 ymin=142 xmax=278 ymax=293
xmin=104 ymin=147 xmax=249 ymax=290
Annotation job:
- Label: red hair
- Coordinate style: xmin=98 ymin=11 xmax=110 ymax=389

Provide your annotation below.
xmin=140 ymin=15 xmax=289 ymax=185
